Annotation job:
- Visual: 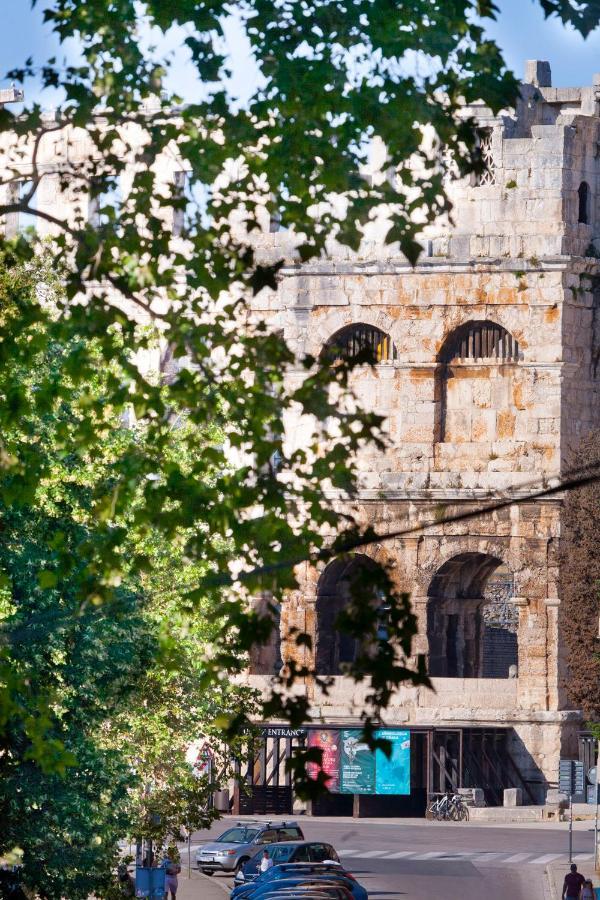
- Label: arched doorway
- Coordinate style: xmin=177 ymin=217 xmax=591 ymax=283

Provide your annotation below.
xmin=315 ymin=554 xmax=385 ymax=676
xmin=427 ymin=553 xmax=518 ymax=678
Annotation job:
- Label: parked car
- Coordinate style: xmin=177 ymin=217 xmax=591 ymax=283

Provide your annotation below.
xmin=244 ymin=875 xmax=363 ymax=900
xmin=233 ymin=841 xmax=341 ymax=887
xmin=256 ymin=888 xmax=353 ymax=900
xmin=229 ymin=864 xmax=368 ymax=900
xmin=196 ymin=821 xmax=304 ymax=875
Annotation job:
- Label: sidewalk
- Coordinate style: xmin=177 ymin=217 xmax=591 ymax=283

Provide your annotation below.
xmin=546 ymin=860 xmax=599 ymax=900
xmin=176 ymin=869 xmax=229 ymax=900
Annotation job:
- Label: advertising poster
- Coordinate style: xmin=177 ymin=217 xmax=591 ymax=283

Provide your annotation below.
xmin=339 ymin=729 xmax=376 ymax=794
xmin=375 ymin=729 xmax=411 ymax=795
xmin=307 ymin=729 xmax=340 ymax=792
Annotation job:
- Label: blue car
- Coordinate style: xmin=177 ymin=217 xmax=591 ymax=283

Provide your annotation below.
xmin=233 ymin=841 xmax=341 ymax=888
xmin=230 ymin=863 xmax=368 ymax=900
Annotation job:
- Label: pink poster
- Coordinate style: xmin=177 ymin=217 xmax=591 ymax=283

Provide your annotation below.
xmin=307 ymin=729 xmax=340 ymax=792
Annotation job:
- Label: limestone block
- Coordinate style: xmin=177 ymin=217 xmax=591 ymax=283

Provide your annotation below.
xmin=504 ymin=788 xmax=522 ymax=807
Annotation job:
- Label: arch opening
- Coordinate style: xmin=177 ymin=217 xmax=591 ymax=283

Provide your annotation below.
xmin=435 ymin=320 xmax=521 ymax=444
xmin=322 ymin=323 xmax=397 ymax=365
xmin=315 ymin=554 xmax=385 ymax=676
xmin=427 ymin=553 xmax=518 ymax=678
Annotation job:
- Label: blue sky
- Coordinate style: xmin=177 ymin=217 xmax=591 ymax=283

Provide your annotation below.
xmin=2 ymin=1 xmax=600 ymax=107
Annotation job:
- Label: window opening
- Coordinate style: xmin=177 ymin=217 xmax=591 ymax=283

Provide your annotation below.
xmin=440 ymin=320 xmax=520 ymax=363
xmin=427 ymin=554 xmax=518 ymax=679
xmin=475 ymin=129 xmax=496 ymax=187
xmin=578 ymin=181 xmax=590 ymax=225
xmin=323 ymin=323 xmax=397 ymax=365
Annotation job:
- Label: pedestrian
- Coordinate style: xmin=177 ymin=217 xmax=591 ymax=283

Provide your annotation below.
xmin=116 ymin=863 xmax=135 ymax=897
xmin=580 ymin=879 xmax=594 ymax=900
xmin=259 ymin=850 xmax=273 ymax=874
xmin=161 ymin=848 xmax=181 ymax=900
xmin=562 ymin=863 xmax=585 ymax=900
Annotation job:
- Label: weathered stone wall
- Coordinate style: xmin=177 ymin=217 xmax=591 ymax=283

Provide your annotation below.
xmin=247 ymin=64 xmax=600 ymax=797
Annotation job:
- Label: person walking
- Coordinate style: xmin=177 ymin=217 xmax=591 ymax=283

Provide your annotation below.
xmin=580 ymin=879 xmax=594 ymax=900
xmin=562 ymin=863 xmax=585 ymax=900
xmin=161 ymin=848 xmax=181 ymax=900
xmin=259 ymin=850 xmax=273 ymax=874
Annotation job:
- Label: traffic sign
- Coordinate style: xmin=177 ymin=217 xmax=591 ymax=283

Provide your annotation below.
xmin=559 ymin=759 xmax=585 ymax=799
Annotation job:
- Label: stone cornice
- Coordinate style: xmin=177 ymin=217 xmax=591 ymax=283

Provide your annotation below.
xmin=280 ymin=255 xmax=600 ymax=278
xmin=322 ymin=490 xmax=565 ymax=503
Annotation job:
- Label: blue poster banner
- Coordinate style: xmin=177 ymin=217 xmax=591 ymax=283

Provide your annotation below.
xmin=339 ymin=729 xmax=375 ymax=794
xmin=375 ymin=729 xmax=411 ymax=795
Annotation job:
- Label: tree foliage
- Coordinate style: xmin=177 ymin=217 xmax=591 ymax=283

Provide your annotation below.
xmin=561 ymin=433 xmax=600 ymax=721
xmin=0 ymin=255 xmax=257 ymax=898
xmin=0 ymin=0 xmax=599 ymax=821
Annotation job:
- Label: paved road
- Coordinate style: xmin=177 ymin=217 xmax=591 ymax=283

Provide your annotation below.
xmin=189 ymin=816 xmax=596 ymax=899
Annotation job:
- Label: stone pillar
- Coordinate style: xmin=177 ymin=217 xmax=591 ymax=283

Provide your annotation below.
xmin=544 ymin=597 xmax=561 ymax=711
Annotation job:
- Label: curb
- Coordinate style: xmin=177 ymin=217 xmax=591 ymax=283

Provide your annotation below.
xmin=544 ymin=867 xmax=557 ymax=900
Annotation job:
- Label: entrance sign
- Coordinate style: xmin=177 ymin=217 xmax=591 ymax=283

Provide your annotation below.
xmin=262 ymin=726 xmax=307 ymax=739
xmin=307 ymin=729 xmax=340 ymax=792
xmin=339 ymin=730 xmax=376 ymax=794
xmin=375 ymin=729 xmax=411 ymax=795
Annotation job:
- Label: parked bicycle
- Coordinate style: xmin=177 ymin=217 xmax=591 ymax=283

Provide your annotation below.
xmin=426 ymin=791 xmax=469 ymax=821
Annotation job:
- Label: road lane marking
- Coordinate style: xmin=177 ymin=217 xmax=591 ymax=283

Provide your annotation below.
xmin=351 ymin=850 xmax=390 ymax=858
xmin=573 ymin=854 xmax=593 ymax=861
xmin=410 ymin=851 xmax=447 ymax=860
xmin=504 ymin=854 xmax=532 ymax=862
xmin=474 ymin=853 xmax=503 ymax=861
xmin=382 ymin=851 xmax=416 ymax=859
xmin=337 ymin=850 xmax=361 ymax=857
xmin=529 ymin=854 xmax=562 ymax=865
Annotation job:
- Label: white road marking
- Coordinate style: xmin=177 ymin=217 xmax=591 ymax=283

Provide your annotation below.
xmin=474 ymin=853 xmax=504 ymax=861
xmin=337 ymin=849 xmax=361 ymax=857
xmin=504 ymin=853 xmax=532 ymax=862
xmin=382 ymin=851 xmax=417 ymax=859
xmin=529 ymin=854 xmax=562 ymax=865
xmin=351 ymin=850 xmax=390 ymax=858
xmin=410 ymin=851 xmax=447 ymax=860
xmin=573 ymin=854 xmax=593 ymax=861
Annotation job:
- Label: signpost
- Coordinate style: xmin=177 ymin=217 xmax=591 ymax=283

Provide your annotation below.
xmin=559 ymin=759 xmax=586 ymax=862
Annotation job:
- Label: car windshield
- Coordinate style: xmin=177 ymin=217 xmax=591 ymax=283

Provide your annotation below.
xmin=216 ymin=827 xmax=259 ymax=843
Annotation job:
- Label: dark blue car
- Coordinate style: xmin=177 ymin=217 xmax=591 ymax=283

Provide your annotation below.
xmin=230 ymin=863 xmax=368 ymax=900
xmin=233 ymin=841 xmax=340 ymax=888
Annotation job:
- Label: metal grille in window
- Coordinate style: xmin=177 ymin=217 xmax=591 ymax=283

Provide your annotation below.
xmin=323 ymin=324 xmax=397 ymax=364
xmin=482 ymin=574 xmax=518 ymax=634
xmin=440 ymin=321 xmax=520 ymax=363
xmin=475 ymin=129 xmax=496 ymax=186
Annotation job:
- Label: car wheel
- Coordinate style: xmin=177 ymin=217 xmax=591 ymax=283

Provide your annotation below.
xmin=235 ymin=858 xmax=249 ymax=874
xmin=201 ymin=869 xmax=214 ymax=877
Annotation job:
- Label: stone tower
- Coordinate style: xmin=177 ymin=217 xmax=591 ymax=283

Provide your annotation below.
xmin=247 ymin=61 xmax=600 ymax=811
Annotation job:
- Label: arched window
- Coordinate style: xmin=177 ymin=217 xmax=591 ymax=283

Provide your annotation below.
xmin=322 ymin=324 xmax=397 ymax=365
xmin=440 ymin=320 xmax=520 ymax=364
xmin=315 ymin=554 xmax=386 ymax=675
xmin=435 ymin=320 xmax=521 ymax=444
xmin=578 ymin=181 xmax=590 ymax=225
xmin=427 ymin=554 xmax=518 ymax=679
